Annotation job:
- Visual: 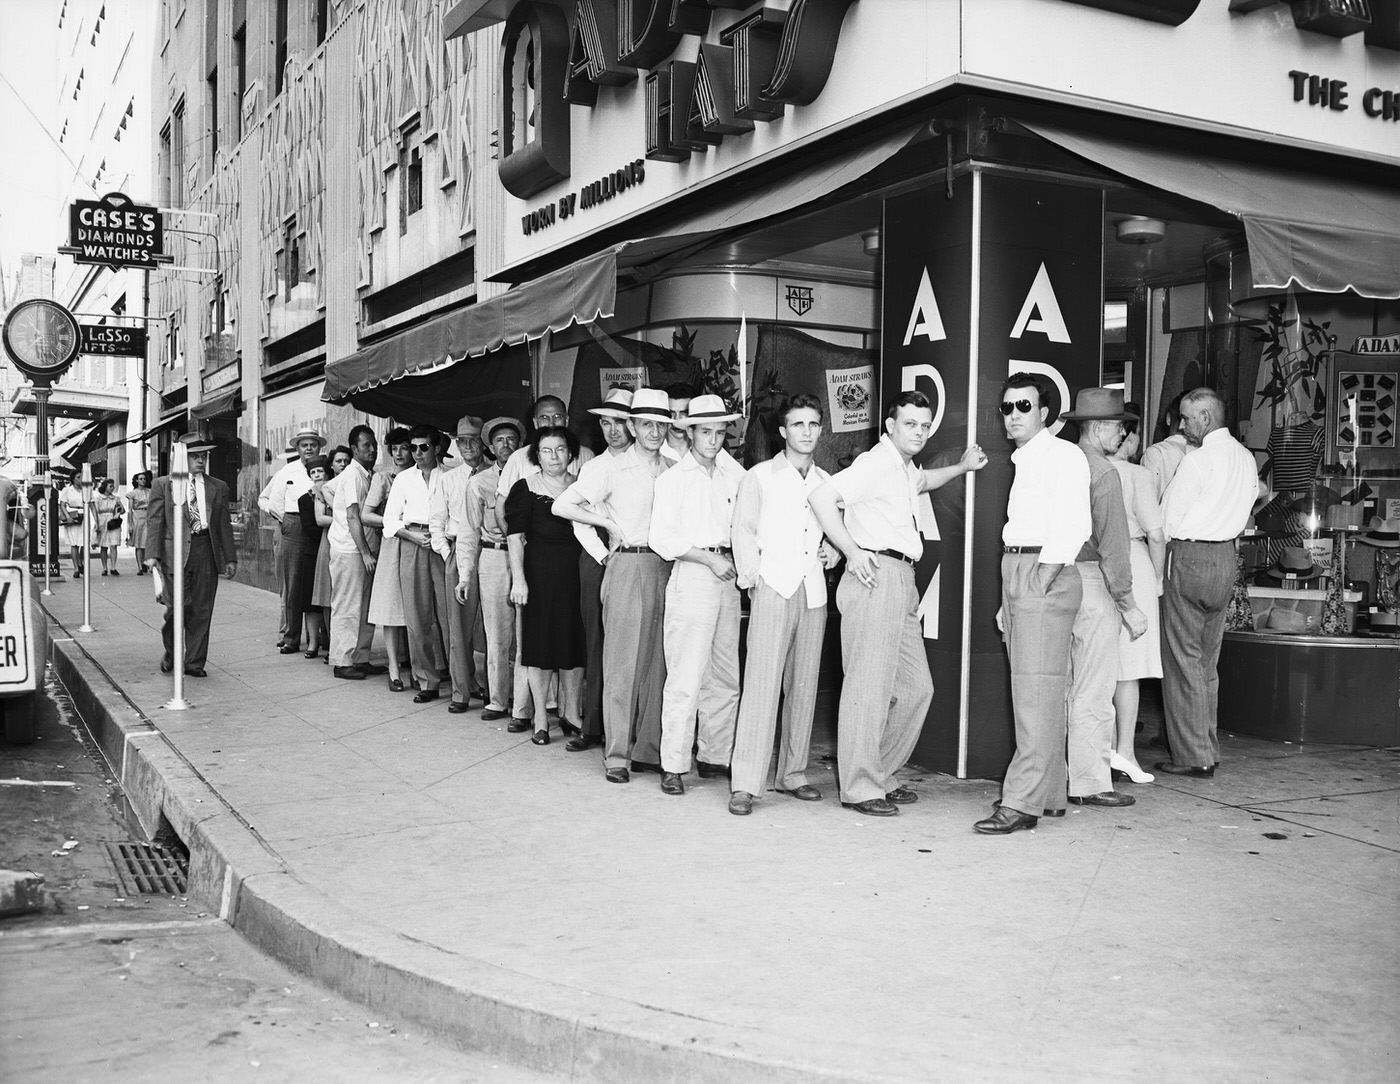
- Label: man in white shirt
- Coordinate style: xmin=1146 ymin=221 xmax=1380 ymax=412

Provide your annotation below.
xmin=1142 ymin=392 xmax=1190 ymax=501
xmin=327 ymin=425 xmax=383 ymax=680
xmin=568 ymin=386 xmax=635 ymax=751
xmin=258 ymin=427 xmax=324 ymax=653
xmin=442 ymin=415 xmax=486 ymax=474
xmin=384 ymin=424 xmax=452 ymax=704
xmin=553 ymin=388 xmax=672 ymax=783
xmin=1157 ymin=387 xmax=1260 ymax=778
xmin=975 ymin=375 xmax=1091 ymax=835
xmin=810 ymin=391 xmax=987 ymax=817
xmin=457 ymin=417 xmax=525 ymax=721
xmin=661 ymin=383 xmax=695 ymax=463
xmin=727 ymin=395 xmax=839 ymax=816
xmin=649 ymin=394 xmax=746 ymax=795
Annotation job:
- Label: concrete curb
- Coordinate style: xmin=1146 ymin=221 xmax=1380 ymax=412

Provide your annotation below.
xmin=40 ymin=605 xmax=902 ymax=1084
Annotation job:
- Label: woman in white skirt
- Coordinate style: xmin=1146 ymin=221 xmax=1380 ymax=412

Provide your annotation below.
xmin=365 ymin=427 xmax=413 ymax=691
xmin=93 ymin=477 xmax=126 ymax=575
xmin=57 ymin=471 xmax=89 ymax=577
xmin=1109 ymin=422 xmax=1165 ymax=784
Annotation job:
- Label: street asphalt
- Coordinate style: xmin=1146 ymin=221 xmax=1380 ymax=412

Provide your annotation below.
xmin=31 ymin=560 xmax=1400 ymax=1083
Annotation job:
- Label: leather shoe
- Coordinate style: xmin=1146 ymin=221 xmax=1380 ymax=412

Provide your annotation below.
xmin=605 ymin=767 xmax=629 ymax=784
xmin=974 ymin=806 xmax=1038 ymax=834
xmin=278 ymin=644 xmax=299 ymax=655
xmin=885 ymin=785 xmax=919 ymax=804
xmin=506 ymin=718 xmax=532 ymax=733
xmin=447 ymin=700 xmax=470 ymax=714
xmin=531 ymin=729 xmax=550 ymax=746
xmin=557 ymin=719 xmax=581 ymax=737
xmin=629 ymin=760 xmax=663 ymax=775
xmin=159 ymin=656 xmax=173 ymax=674
xmin=412 ymin=689 xmax=440 ymax=703
xmin=333 ymin=666 xmax=365 ymax=680
xmin=728 ymin=791 xmax=754 ymax=816
xmin=183 ymin=667 xmax=207 ymax=678
xmin=1154 ymin=761 xmax=1215 ymax=778
xmin=696 ymin=761 xmax=730 ymax=779
xmin=355 ymin=662 xmax=388 ymax=676
xmin=1069 ymin=791 xmax=1136 ymax=807
xmin=565 ymin=734 xmax=601 ymax=752
xmin=841 ymin=798 xmax=898 ymax=817
xmin=481 ymin=708 xmax=509 ymax=721
xmin=388 ymin=678 xmax=405 ymax=693
xmin=776 ymin=784 xmax=822 ymax=802
xmin=660 ymin=772 xmax=685 ymax=795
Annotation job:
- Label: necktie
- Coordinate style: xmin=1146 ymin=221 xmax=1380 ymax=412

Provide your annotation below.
xmin=188 ymin=481 xmax=202 ymax=532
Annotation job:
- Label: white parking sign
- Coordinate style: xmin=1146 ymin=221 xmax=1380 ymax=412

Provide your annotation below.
xmin=0 ymin=563 xmax=35 ymax=690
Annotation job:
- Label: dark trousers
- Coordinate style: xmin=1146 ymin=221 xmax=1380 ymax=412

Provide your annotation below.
xmin=276 ymin=515 xmax=307 ymax=646
xmin=579 ymin=551 xmax=605 ymax=738
xmin=161 ymin=534 xmax=219 ymax=670
xmin=1162 ymin=539 xmax=1235 ymax=768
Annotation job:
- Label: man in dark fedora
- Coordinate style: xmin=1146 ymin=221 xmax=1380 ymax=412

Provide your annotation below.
xmin=1061 ymin=389 xmax=1147 ymax=810
xmin=1159 ymin=387 xmax=1259 ymax=778
xmin=147 ymin=433 xmax=238 ymax=677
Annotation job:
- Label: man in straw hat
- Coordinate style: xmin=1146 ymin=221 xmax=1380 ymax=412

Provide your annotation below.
xmin=647 ymin=393 xmax=746 ymax=795
xmin=554 ymin=388 xmax=672 ymax=782
xmin=1060 ymin=389 xmax=1147 ymax=811
xmin=1158 ymin=387 xmax=1259 ymax=778
xmin=458 ymin=416 xmax=526 ymax=720
xmin=258 ymin=426 xmax=326 ymax=653
xmin=147 ymin=433 xmax=238 ymax=677
xmin=810 ymin=390 xmax=987 ymax=818
xmin=562 ymin=386 xmax=635 ymax=751
xmin=974 ymin=374 xmax=1092 ymax=834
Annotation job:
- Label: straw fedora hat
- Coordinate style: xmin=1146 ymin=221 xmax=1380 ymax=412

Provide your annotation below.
xmin=676 ymin=393 xmax=742 ymax=426
xmin=589 ymin=387 xmax=634 ymax=419
xmin=1357 ymin=515 xmax=1400 ymax=549
xmin=629 ymin=388 xmax=672 ymax=421
xmin=483 ymin=416 xmax=526 ymax=445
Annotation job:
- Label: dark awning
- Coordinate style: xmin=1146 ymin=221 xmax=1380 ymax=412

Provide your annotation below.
xmin=1024 ymin=121 xmax=1400 ymax=300
xmin=190 ymin=388 xmax=242 ymax=421
xmin=323 ymin=122 xmax=928 ymax=406
xmin=124 ymin=408 xmax=186 ymax=445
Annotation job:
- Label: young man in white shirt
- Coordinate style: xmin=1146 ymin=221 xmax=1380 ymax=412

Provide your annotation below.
xmin=727 ymin=395 xmax=839 ymax=816
xmin=327 ymin=425 xmax=384 ymax=680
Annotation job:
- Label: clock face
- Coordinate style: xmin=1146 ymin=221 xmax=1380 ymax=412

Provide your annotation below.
xmin=2 ymin=299 xmax=81 ymax=377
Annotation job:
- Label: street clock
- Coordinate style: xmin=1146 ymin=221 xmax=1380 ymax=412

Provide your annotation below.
xmin=2 ymin=298 xmax=82 ymax=384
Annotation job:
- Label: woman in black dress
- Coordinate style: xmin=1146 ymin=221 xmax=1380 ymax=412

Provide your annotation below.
xmin=506 ymin=426 xmax=585 ymax=745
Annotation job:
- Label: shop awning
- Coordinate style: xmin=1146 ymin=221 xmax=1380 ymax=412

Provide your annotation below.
xmin=323 ymin=121 xmax=927 ymax=406
xmin=51 ymin=421 xmax=103 ymax=463
xmin=190 ymin=388 xmax=242 ymax=421
xmin=123 ymin=408 xmax=186 ymax=445
xmin=1024 ymin=121 xmax=1400 ymax=300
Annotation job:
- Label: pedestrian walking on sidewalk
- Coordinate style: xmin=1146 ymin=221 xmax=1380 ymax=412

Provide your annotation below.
xmin=147 ymin=433 xmax=238 ymax=678
xmin=94 ymin=477 xmax=125 ymax=576
xmin=127 ymin=471 xmax=152 ymax=573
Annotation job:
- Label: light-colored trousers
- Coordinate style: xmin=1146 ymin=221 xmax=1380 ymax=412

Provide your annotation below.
xmin=659 ymin=560 xmax=740 ymax=773
xmin=1067 ymin=562 xmax=1117 ymax=797
xmin=834 ymin=556 xmax=932 ymax=804
xmin=600 ymin=552 xmax=669 ymax=770
xmin=1000 ymin=554 xmax=1082 ymax=817
xmin=477 ymin=546 xmax=515 ymax=711
xmin=442 ymin=554 xmax=481 ymax=704
xmin=398 ymin=540 xmax=450 ymax=692
xmin=730 ymin=580 xmax=826 ymax=798
xmin=327 ymin=547 xmax=374 ymax=668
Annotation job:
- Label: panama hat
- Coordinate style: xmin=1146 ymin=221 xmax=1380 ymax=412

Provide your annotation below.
xmin=676 ymin=393 xmax=742 ymax=426
xmin=589 ymin=387 xmax=634 ymax=419
xmin=1357 ymin=515 xmax=1400 ymax=549
xmin=1061 ymin=388 xmax=1139 ymax=422
xmin=290 ymin=428 xmax=326 ymax=448
xmin=454 ymin=414 xmax=484 ymax=438
xmin=483 ymin=416 xmax=526 ymax=444
xmin=1266 ymin=546 xmax=1325 ymax=581
xmin=629 ymin=388 xmax=673 ymax=421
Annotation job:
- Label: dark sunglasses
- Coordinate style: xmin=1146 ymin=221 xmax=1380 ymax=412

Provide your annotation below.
xmin=409 ymin=443 xmax=432 ymax=453
xmin=999 ymin=399 xmax=1035 ymax=416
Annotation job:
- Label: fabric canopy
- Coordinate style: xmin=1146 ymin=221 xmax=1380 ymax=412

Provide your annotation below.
xmin=1025 ymin=121 xmax=1400 ymax=300
xmin=190 ymin=388 xmax=241 ymax=421
xmin=323 ymin=122 xmax=928 ymax=406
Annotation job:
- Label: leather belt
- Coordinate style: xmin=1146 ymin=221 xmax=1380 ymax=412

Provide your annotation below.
xmin=1176 ymin=538 xmax=1232 ymax=545
xmin=190 ymin=529 xmax=209 ymax=537
xmin=403 ymin=522 xmax=429 ymax=530
xmin=614 ymin=545 xmax=652 ymax=554
xmin=480 ymin=539 xmax=506 ymax=550
xmin=878 ymin=549 xmax=916 ymax=566
xmin=1003 ymin=545 xmax=1041 ymax=554
xmin=701 ymin=546 xmax=732 ymax=555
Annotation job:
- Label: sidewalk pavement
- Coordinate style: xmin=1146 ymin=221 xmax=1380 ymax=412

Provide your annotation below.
xmin=33 ymin=563 xmax=1400 ymax=1083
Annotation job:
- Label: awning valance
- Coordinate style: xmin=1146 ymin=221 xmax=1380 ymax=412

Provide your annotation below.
xmin=190 ymin=388 xmax=242 ymax=421
xmin=324 ymin=121 xmax=928 ymax=406
xmin=124 ymin=409 xmax=186 ymax=445
xmin=1025 ymin=121 xmax=1400 ymax=300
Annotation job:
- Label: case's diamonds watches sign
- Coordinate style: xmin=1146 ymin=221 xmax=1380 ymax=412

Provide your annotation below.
xmin=59 ymin=191 xmax=169 ymax=271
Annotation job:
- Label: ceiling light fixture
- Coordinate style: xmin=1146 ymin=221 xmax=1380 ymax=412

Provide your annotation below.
xmin=1114 ymin=217 xmax=1166 ymax=245
xmin=861 ymin=229 xmax=881 ymax=256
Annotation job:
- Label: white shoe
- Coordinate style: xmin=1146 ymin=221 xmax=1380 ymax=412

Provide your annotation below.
xmin=1110 ymin=752 xmax=1154 ymax=784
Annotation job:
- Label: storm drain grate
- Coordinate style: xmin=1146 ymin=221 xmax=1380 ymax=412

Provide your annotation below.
xmin=103 ymin=841 xmax=189 ymax=896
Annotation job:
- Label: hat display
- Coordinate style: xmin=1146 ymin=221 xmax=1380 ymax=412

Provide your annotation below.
xmin=1267 ymin=546 xmax=1325 ymax=582
xmin=1357 ymin=516 xmax=1400 ymax=549
xmin=589 ymin=387 xmax=635 ymax=419
xmin=177 ymin=431 xmax=217 ymax=454
xmin=676 ymin=392 xmax=742 ymax=426
xmin=483 ymin=416 xmax=526 ymax=444
xmin=1061 ymin=388 xmax=1139 ymax=422
xmin=290 ymin=428 xmax=327 ymax=448
xmin=629 ymin=388 xmax=673 ymax=421
xmin=454 ymin=414 xmax=484 ymax=438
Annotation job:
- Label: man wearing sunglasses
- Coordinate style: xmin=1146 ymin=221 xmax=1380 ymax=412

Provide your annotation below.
xmin=808 ymin=390 xmax=987 ymax=817
xmin=976 ymin=374 xmax=1092 ymax=835
xmin=384 ymin=424 xmax=453 ymax=704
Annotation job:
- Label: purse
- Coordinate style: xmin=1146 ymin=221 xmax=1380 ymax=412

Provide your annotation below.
xmin=107 ymin=516 xmax=123 ymax=532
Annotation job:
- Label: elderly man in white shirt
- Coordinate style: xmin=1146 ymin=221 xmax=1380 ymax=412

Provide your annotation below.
xmin=975 ymin=374 xmax=1091 ymax=835
xmin=258 ymin=427 xmax=325 ymax=653
xmin=727 ymin=395 xmax=840 ymax=816
xmin=384 ymin=424 xmax=451 ymax=704
xmin=649 ymin=394 xmax=747 ymax=796
xmin=1157 ymin=387 xmax=1260 ymax=778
